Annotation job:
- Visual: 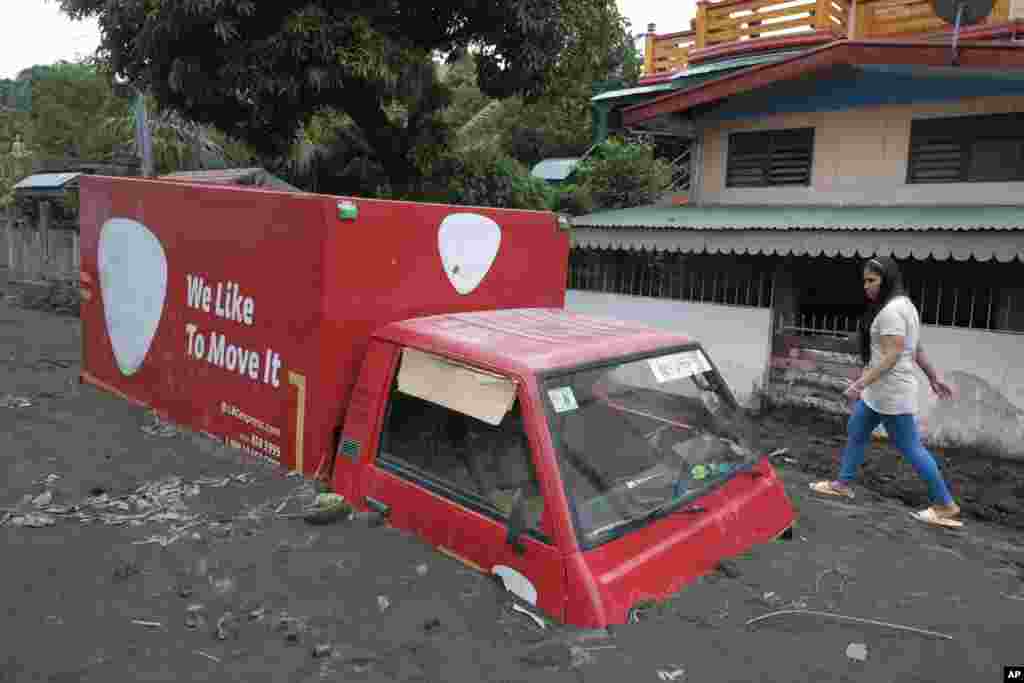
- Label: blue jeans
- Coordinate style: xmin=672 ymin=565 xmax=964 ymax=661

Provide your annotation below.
xmin=839 ymin=400 xmax=954 ymax=506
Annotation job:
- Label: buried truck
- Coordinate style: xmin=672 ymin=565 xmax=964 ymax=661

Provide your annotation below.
xmin=78 ymin=175 xmax=794 ymax=628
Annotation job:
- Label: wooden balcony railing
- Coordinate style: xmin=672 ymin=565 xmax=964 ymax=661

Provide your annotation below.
xmin=644 ymin=28 xmax=697 ymax=76
xmin=639 ymin=0 xmax=1014 ymax=75
xmin=853 ymin=0 xmax=1010 ymax=37
xmin=697 ymin=0 xmax=850 ymax=49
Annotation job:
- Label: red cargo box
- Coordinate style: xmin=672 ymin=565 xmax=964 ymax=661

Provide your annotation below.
xmin=78 ymin=176 xmax=569 ymax=475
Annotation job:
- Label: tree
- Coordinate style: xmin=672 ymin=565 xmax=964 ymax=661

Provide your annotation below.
xmin=28 ymin=61 xmax=130 ymax=159
xmin=57 ymin=0 xmax=580 ymax=197
xmin=497 ymin=1 xmax=638 ymax=167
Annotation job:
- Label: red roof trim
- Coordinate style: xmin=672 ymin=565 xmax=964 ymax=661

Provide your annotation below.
xmin=623 ymin=40 xmax=1024 ymax=126
xmin=688 ymin=30 xmax=839 ymax=64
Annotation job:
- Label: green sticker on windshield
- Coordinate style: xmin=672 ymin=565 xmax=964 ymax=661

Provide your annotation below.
xmin=548 ymin=387 xmax=578 ymax=413
xmin=691 ymin=464 xmax=708 ymax=480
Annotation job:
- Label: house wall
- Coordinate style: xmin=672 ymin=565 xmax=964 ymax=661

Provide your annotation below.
xmin=699 ymin=95 xmax=1024 ymax=206
xmin=564 ymin=290 xmax=773 ymax=407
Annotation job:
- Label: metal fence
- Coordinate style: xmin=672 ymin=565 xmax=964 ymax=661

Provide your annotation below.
xmin=567 ymin=249 xmax=775 ymax=308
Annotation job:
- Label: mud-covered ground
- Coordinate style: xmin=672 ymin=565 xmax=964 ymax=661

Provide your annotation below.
xmin=3 ymin=271 xmax=1023 ymax=682
xmin=755 ymin=405 xmax=1024 ymax=532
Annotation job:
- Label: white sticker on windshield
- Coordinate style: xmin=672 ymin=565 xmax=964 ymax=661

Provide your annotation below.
xmin=548 ymin=387 xmax=579 ymax=413
xmin=648 ymin=350 xmax=712 ymax=383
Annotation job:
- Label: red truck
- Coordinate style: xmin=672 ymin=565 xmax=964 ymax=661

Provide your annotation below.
xmin=78 ymin=176 xmax=794 ymax=628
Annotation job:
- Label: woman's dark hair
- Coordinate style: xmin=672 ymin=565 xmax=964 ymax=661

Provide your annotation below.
xmin=859 ymin=256 xmax=906 ymax=365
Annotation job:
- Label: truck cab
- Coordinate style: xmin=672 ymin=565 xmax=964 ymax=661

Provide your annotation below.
xmin=333 ymin=307 xmax=795 ymax=628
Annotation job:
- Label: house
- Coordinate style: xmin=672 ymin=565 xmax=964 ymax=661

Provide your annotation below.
xmin=565 ymin=1 xmax=1024 ymax=456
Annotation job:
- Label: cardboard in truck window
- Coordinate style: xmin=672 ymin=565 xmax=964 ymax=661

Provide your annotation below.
xmin=547 ymin=387 xmax=578 ymax=413
xmin=648 ymin=350 xmax=711 ymax=384
xmin=397 ymin=348 xmax=516 ymax=426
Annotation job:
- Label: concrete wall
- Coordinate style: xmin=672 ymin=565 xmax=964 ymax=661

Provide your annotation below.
xmin=699 ymin=95 xmax=1024 ymax=206
xmin=7 ymin=210 xmax=79 ymax=283
xmin=564 ymin=290 xmax=773 ymax=407
xmin=917 ymin=326 xmax=1024 ymax=458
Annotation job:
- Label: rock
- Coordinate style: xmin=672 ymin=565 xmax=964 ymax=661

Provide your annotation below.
xmin=845 ymin=642 xmax=868 ymax=662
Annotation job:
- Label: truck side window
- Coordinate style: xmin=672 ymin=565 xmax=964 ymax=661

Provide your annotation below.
xmin=378 ymin=387 xmax=547 ymax=539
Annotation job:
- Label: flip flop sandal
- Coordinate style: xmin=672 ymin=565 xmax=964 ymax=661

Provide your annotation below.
xmin=911 ymin=508 xmax=964 ymax=529
xmin=809 ymin=481 xmax=855 ymax=499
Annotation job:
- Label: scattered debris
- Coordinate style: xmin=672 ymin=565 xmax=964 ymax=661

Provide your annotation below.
xmin=275 ymin=613 xmax=305 ymax=644
xmin=6 ymin=512 xmax=56 ymax=527
xmin=377 ymin=595 xmax=391 ymax=612
xmin=194 ymin=650 xmax=221 ymax=664
xmin=745 ymin=610 xmax=953 ymax=641
xmin=185 ymin=604 xmax=208 ymax=631
xmin=141 ymin=411 xmax=179 ymax=438
xmin=511 ymin=603 xmax=547 ymax=630
xmin=845 ymin=642 xmax=868 ymax=662
xmin=312 ymin=644 xmax=333 ymax=659
xmin=657 ymin=667 xmax=686 ymax=681
xmin=131 ymin=620 xmax=163 ymax=629
xmin=1 ymin=395 xmax=33 ymax=408
xmin=303 ymin=493 xmax=352 ymax=525
xmin=216 ymin=611 xmax=239 ymax=640
xmin=32 ymin=491 xmax=54 ymax=507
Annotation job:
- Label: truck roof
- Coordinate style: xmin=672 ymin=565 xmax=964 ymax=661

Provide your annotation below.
xmin=374 ymin=308 xmax=694 ymax=376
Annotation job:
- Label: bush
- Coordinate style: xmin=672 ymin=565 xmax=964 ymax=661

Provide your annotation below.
xmin=551 ymin=183 xmax=594 ymax=216
xmin=441 ymin=149 xmax=555 ymax=211
xmin=575 ymin=139 xmax=672 ymax=211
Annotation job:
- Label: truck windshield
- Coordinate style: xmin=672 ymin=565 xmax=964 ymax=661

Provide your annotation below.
xmin=542 ymin=347 xmax=760 ymax=548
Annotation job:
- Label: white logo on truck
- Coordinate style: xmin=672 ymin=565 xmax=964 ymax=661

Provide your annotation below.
xmin=438 ymin=213 xmax=502 ymax=295
xmin=98 ymin=218 xmax=168 ymax=376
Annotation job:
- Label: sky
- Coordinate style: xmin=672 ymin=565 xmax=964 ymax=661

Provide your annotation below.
xmin=0 ymin=0 xmax=696 ymax=81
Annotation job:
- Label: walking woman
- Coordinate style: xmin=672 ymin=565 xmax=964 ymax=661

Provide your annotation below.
xmin=810 ymin=256 xmax=963 ymax=528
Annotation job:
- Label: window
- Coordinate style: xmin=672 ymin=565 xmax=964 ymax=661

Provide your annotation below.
xmin=377 ymin=356 xmax=547 ymax=538
xmin=726 ymin=128 xmax=814 ymax=188
xmin=907 ymin=113 xmax=1024 ymax=184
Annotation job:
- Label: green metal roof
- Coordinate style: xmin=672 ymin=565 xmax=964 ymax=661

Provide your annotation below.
xmin=591 ymin=82 xmax=679 ymax=102
xmin=571 ymin=204 xmax=1024 ymax=231
xmin=592 ymin=50 xmax=807 ymax=104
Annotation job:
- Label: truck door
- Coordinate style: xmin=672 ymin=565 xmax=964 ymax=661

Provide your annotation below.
xmin=361 ymin=348 xmax=565 ymax=622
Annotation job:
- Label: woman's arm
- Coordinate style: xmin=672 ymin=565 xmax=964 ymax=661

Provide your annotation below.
xmin=915 ymin=343 xmax=955 ymax=400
